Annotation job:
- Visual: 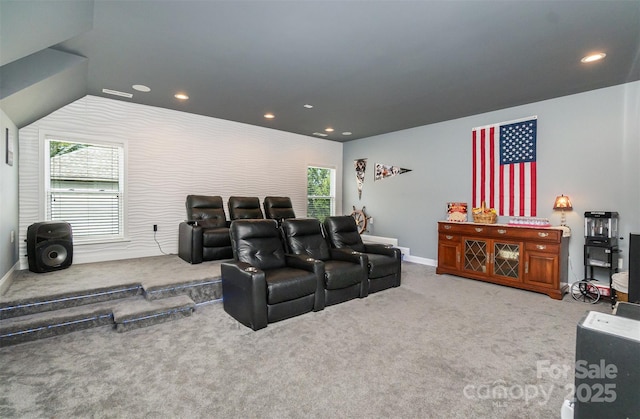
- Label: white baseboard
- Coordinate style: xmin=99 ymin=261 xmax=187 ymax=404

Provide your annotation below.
xmin=361 ymin=234 xmax=398 ymax=246
xmin=0 ymin=261 xmax=20 ymax=296
xmin=360 ymin=234 xmax=434 ymax=265
xmin=404 ymin=255 xmax=436 ymax=266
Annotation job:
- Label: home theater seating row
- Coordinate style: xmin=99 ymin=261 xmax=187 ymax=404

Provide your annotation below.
xmin=177 ymin=194 xmax=401 ymax=330
xmin=178 ymin=195 xmax=295 ymax=264
xmin=221 ymin=217 xmax=402 ymax=330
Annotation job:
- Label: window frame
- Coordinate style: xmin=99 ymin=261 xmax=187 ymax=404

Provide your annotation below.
xmin=306 ymin=165 xmax=336 ymax=221
xmin=41 ymin=131 xmax=128 ymax=244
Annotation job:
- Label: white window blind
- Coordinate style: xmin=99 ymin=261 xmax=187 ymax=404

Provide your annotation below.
xmin=46 ymin=138 xmax=125 ymax=241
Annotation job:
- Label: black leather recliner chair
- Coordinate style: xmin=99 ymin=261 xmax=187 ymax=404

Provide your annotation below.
xmin=221 ymin=219 xmax=325 ymax=330
xmin=263 ymin=196 xmax=296 ymax=224
xmin=228 ymin=196 xmax=264 ymax=220
xmin=282 ymin=218 xmax=368 ymax=306
xmin=178 ymin=195 xmax=233 ymax=264
xmin=323 ymin=216 xmax=402 ymax=293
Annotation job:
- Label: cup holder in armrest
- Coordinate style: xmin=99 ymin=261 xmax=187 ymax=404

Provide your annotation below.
xmin=244 ymin=266 xmax=258 ymax=273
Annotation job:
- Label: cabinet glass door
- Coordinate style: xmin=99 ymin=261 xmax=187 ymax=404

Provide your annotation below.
xmin=493 ymin=242 xmax=520 ymax=280
xmin=464 ymin=239 xmax=487 ymax=273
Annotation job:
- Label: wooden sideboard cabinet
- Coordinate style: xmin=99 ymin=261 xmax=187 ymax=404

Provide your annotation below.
xmin=436 ymin=222 xmax=569 ymax=299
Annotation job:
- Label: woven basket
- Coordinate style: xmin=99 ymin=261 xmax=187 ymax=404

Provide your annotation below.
xmin=472 ymin=202 xmax=497 ymax=224
xmin=473 ymin=212 xmax=497 ymax=224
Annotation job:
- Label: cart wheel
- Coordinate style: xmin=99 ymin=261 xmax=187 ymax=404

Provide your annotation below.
xmin=570 ymin=280 xmax=601 ymax=304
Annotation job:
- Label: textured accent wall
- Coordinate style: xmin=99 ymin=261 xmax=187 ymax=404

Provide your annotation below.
xmin=19 ymin=96 xmax=343 ymax=266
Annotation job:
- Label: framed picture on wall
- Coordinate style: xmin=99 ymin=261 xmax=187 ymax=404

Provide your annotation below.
xmin=5 ymin=128 xmax=13 ymax=166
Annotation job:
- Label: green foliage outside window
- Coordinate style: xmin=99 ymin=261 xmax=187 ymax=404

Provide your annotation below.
xmin=50 ymin=141 xmax=87 ymax=157
xmin=307 ymin=167 xmax=333 ymax=221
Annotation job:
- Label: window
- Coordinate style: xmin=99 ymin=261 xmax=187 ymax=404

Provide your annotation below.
xmin=307 ymin=166 xmax=335 ymax=221
xmin=45 ymin=136 xmax=125 ymax=242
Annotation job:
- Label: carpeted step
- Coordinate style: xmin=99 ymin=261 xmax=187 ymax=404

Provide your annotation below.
xmin=0 ymin=283 xmax=143 ymax=320
xmin=143 ymin=278 xmax=222 ymax=304
xmin=0 ymin=298 xmax=134 ymax=347
xmin=112 ymin=295 xmax=196 ymax=333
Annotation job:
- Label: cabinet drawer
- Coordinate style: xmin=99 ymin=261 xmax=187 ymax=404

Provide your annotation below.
xmin=439 ymin=222 xmax=490 ymax=235
xmin=439 ymin=233 xmax=460 ymax=243
xmin=489 ymin=227 xmax=561 ymax=242
xmin=438 ymin=222 xmax=562 ymax=242
xmin=525 ymin=242 xmax=560 ymax=253
xmin=518 ymin=228 xmax=561 ymax=242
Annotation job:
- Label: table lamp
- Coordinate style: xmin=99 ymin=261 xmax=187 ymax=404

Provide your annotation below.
xmin=553 ymin=194 xmax=573 ymax=227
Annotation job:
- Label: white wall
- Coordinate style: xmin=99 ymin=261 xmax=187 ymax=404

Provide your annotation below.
xmin=0 ymin=109 xmax=19 ymax=291
xmin=343 ymin=81 xmax=640 ymax=280
xmin=18 ymin=95 xmax=343 ymax=267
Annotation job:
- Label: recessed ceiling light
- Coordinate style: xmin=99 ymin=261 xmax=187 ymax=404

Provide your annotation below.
xmin=132 ymin=84 xmax=151 ymax=92
xmin=325 ymin=127 xmax=334 ymax=133
xmin=102 ymin=88 xmax=133 ymax=98
xmin=581 ymin=52 xmax=606 ymax=63
xmin=174 ymin=93 xmax=189 ymax=100
xmin=342 ymin=132 xmax=352 ymax=136
xmin=312 ymin=132 xmax=328 ymax=137
xmin=264 ymin=113 xmax=275 ymax=119
xmin=303 ymin=104 xmax=314 ymax=109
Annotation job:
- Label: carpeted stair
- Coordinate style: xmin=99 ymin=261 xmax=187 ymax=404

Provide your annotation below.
xmin=143 ymin=278 xmax=222 ymax=303
xmin=113 ymin=295 xmax=196 ymax=332
xmin=0 ymin=278 xmax=222 ymax=347
xmin=0 ymin=300 xmax=118 ymax=347
xmin=0 ymin=283 xmax=143 ymax=319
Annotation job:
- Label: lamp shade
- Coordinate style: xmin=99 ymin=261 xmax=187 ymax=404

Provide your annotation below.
xmin=553 ymin=195 xmax=573 ymax=210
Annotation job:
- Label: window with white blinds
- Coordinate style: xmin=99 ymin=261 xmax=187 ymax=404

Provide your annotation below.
xmin=45 ymin=137 xmax=125 ymax=241
xmin=307 ymin=166 xmax=336 ymax=222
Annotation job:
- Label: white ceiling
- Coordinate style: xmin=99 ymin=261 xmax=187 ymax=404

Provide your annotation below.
xmin=2 ymin=0 xmax=640 ymax=141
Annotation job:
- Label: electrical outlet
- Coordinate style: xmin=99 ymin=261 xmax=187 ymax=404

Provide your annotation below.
xmin=153 ymin=224 xmax=158 ymax=232
xmin=10 ymin=230 xmax=15 ymax=243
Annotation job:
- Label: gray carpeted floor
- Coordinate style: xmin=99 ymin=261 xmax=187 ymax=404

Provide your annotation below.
xmin=0 ymin=262 xmax=611 ymax=418
xmin=2 ymin=255 xmax=223 ymax=301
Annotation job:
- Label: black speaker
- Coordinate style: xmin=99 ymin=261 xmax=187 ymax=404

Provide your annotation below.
xmin=27 ymin=221 xmax=73 ymax=273
xmin=628 ymin=233 xmax=640 ymax=303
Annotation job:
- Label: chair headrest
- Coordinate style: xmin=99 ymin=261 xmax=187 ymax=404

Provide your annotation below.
xmin=323 ymin=216 xmax=365 ymax=252
xmin=186 ymin=195 xmax=227 ymax=226
xmin=282 ymin=218 xmax=330 ymax=260
xmin=228 ymin=197 xmax=264 ymax=220
xmin=264 ymin=197 xmax=295 ymax=220
xmin=230 ymin=219 xmax=285 ymax=270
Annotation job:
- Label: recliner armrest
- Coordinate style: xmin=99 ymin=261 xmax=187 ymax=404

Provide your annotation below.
xmin=330 ymin=248 xmax=370 ymax=298
xmin=285 ymin=253 xmax=323 ymax=273
xmin=330 ymin=248 xmax=369 ymax=266
xmin=363 ymin=243 xmax=401 ymax=259
xmin=221 ymin=261 xmax=268 ymax=330
xmin=284 ymin=254 xmax=326 ymax=312
xmin=223 ymin=260 xmax=257 ymax=274
xmin=178 ymin=221 xmax=204 ymax=264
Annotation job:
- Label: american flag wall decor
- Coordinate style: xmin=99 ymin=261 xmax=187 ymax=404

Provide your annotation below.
xmin=472 ymin=117 xmax=537 ymax=217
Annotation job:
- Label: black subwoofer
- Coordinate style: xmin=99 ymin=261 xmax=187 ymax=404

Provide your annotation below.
xmin=27 ymin=221 xmax=73 ymax=273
